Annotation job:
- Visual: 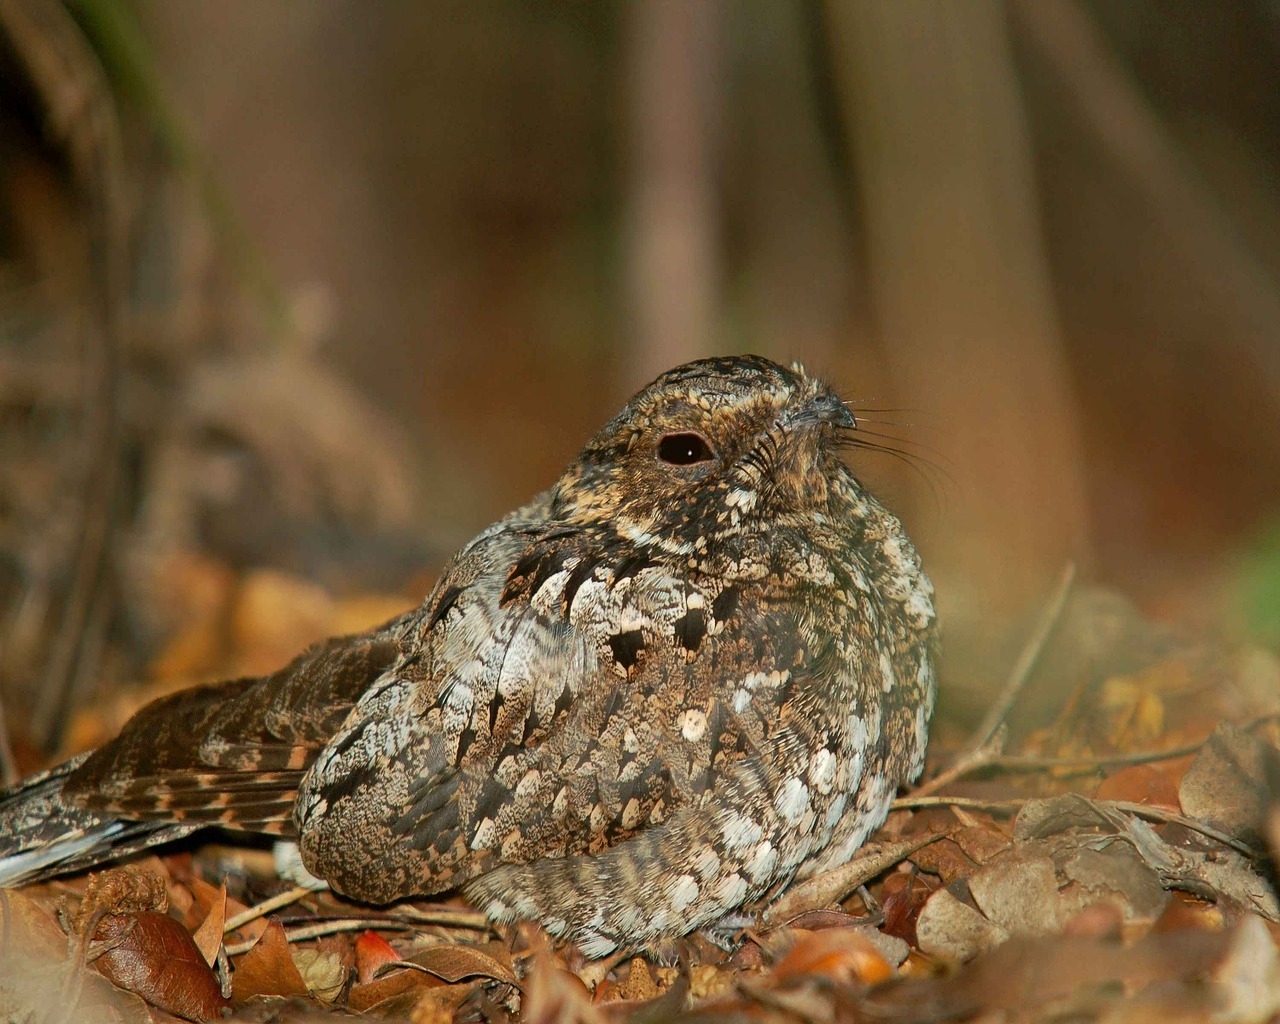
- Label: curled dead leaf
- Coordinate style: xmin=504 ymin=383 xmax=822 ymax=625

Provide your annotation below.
xmin=388 ymin=942 xmax=518 ymax=987
xmin=92 ymin=910 xmax=229 ymax=1021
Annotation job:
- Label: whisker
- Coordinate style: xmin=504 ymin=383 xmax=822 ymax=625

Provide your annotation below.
xmin=836 ymin=432 xmax=956 ymax=500
xmin=848 ymin=427 xmax=952 ymax=464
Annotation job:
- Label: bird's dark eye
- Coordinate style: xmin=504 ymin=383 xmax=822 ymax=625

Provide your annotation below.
xmin=657 ymin=432 xmax=715 ymax=466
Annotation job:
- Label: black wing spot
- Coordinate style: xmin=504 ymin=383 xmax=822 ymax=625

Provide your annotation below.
xmin=456 ymin=724 xmax=478 ymax=761
xmin=607 ymin=629 xmax=645 ymax=671
xmin=473 ymin=775 xmax=510 ymax=821
xmin=611 ymin=552 xmax=653 ymax=586
xmin=529 ymin=546 xmax=575 ymax=599
xmin=712 ymin=586 xmax=740 ymax=622
xmin=552 ymin=682 xmax=575 ymax=719
xmin=427 ymin=584 xmax=465 ymax=630
xmin=562 ymin=555 xmax=602 ymax=613
xmin=488 ymin=690 xmax=505 ymax=733
xmin=673 ymin=606 xmax=707 ymax=652
xmin=502 ymin=549 xmax=547 ymax=605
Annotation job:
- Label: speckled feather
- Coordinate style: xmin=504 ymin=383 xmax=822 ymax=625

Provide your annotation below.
xmin=0 ymin=356 xmax=936 ymax=957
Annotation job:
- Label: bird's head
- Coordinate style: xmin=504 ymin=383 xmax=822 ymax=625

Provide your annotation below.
xmin=551 ymin=355 xmax=862 ymax=563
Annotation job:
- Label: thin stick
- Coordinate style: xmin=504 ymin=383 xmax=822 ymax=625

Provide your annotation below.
xmin=912 ymin=563 xmax=1077 ymax=799
xmin=891 ymin=794 xmax=1261 ymax=859
xmin=1108 ymin=800 xmax=1259 ymax=860
xmin=968 ymin=562 xmax=1077 ymax=753
xmin=223 ymin=884 xmax=322 ymax=934
xmin=224 ymin=919 xmax=408 ymax=957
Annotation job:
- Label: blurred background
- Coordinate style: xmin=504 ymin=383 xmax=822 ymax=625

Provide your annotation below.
xmin=2 ymin=0 xmax=1279 ymax=770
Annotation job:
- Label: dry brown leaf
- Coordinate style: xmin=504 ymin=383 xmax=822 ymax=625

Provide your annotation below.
xmin=409 ymin=980 xmax=482 ymax=1024
xmin=1178 ymin=721 xmax=1277 ymax=844
xmin=1095 ymin=763 xmax=1182 ymax=810
xmin=881 ymin=870 xmax=935 ymax=947
xmin=394 ymin=941 xmax=518 ymax=986
xmin=190 ymin=880 xmax=225 ymax=966
xmin=521 ymin=960 xmax=601 ymax=1024
xmin=0 ymin=889 xmax=153 ymax=1024
xmin=230 ymin=919 xmax=309 ymax=1002
xmin=92 ymin=911 xmax=230 ymax=1021
xmin=347 ymin=968 xmax=443 ymax=1014
xmin=916 ymin=886 xmax=1009 ymax=961
xmin=910 ymin=836 xmax=980 ymax=884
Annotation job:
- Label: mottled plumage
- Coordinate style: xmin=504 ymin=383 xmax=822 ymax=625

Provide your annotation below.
xmin=0 ymin=356 xmax=936 ymax=957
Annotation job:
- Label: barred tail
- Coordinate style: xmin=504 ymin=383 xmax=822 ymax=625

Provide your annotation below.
xmin=0 ymin=755 xmax=194 ymax=887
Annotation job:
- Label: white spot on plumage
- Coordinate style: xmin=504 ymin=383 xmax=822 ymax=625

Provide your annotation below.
xmin=745 ymin=841 xmax=777 ymax=883
xmin=880 ymin=650 xmax=896 ymax=692
xmin=721 ymin=813 xmax=762 ymax=853
xmin=774 ymin=777 xmax=809 ymax=823
xmin=808 ymin=748 xmax=836 ymax=795
xmin=668 ymin=874 xmax=699 ymax=913
xmin=471 ymin=817 xmax=497 ymax=850
xmin=679 ymin=709 xmax=707 ymax=743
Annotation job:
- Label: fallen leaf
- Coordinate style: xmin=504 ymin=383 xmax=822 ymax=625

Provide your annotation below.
xmin=770 ymin=927 xmax=893 ymax=985
xmin=191 ymin=881 xmax=226 ymax=967
xmin=294 ymin=947 xmax=347 ymax=1002
xmin=393 ymin=942 xmax=518 ymax=986
xmin=356 ymin=928 xmax=401 ymax=984
xmin=92 ymin=911 xmax=230 ymax=1021
xmin=0 ymin=890 xmax=152 ymax=1024
xmin=1095 ymin=763 xmax=1182 ymax=811
xmin=1179 ymin=721 xmax=1278 ymax=845
xmin=230 ymin=919 xmax=309 ymax=1002
xmin=881 ymin=870 xmax=934 ymax=947
xmin=916 ymin=886 xmax=1009 ymax=961
xmin=967 ymin=852 xmax=1063 ymax=937
xmin=347 ymin=967 xmax=442 ymax=1014
xmin=521 ymin=959 xmax=601 ymax=1024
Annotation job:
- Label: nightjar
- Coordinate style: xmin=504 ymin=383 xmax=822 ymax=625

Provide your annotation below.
xmin=0 ymin=355 xmax=937 ymax=957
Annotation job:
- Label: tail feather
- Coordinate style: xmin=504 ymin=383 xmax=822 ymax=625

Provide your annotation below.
xmin=0 ymin=756 xmax=196 ymax=887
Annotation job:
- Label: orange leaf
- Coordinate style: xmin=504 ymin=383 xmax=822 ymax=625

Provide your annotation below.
xmin=355 ymin=928 xmax=400 ymax=985
xmin=230 ymin=920 xmax=309 ymax=1002
xmin=771 ymin=928 xmax=893 ymax=986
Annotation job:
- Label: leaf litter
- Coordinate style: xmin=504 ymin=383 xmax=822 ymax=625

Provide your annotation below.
xmin=2 ymin=572 xmax=1280 ymax=1022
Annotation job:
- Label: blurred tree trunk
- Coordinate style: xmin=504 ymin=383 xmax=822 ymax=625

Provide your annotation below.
xmin=624 ymin=0 xmax=722 ymax=387
xmin=826 ymin=1 xmax=1091 ymax=703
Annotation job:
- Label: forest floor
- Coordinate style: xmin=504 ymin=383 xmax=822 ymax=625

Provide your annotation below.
xmin=3 ymin=563 xmax=1279 ymax=1024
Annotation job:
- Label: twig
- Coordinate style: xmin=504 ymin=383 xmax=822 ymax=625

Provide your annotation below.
xmin=224 ymin=919 xmax=409 ymax=958
xmin=968 ymin=562 xmax=1077 ymax=754
xmin=917 ymin=711 xmax=1280 ymax=785
xmin=891 ymin=794 xmax=1261 ymax=860
xmin=762 ymin=831 xmax=947 ymax=925
xmin=893 ymin=795 xmax=1023 ymax=814
xmin=223 ymin=884 xmax=323 ymax=935
xmin=1107 ymin=800 xmax=1260 ymax=861
xmin=912 ymin=563 xmax=1076 ymax=798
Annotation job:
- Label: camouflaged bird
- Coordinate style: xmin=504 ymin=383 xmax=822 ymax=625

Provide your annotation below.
xmin=0 ymin=355 xmax=937 ymax=957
